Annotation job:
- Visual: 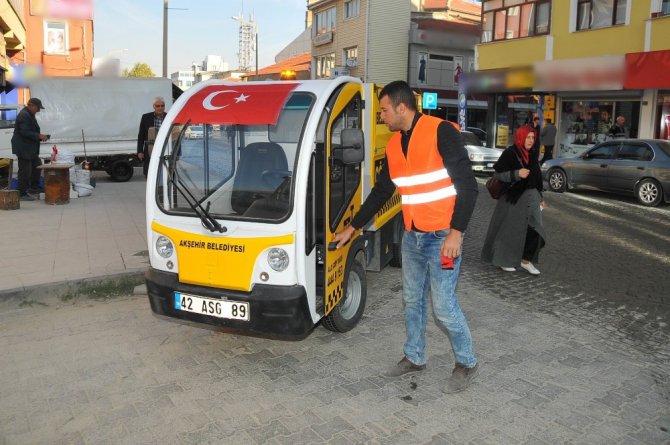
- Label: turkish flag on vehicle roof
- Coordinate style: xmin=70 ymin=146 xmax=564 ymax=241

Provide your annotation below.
xmin=174 ymin=83 xmax=299 ymax=125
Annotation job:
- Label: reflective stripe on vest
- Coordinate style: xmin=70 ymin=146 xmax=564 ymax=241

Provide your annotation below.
xmin=386 ymin=115 xmax=457 ymax=232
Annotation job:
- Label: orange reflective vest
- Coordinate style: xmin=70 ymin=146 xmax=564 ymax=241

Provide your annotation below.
xmin=386 ymin=115 xmax=456 ymax=232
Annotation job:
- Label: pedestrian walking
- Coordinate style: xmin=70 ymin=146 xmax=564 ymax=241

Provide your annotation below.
xmin=333 ymin=80 xmax=480 ymax=393
xmin=481 ymin=125 xmax=546 ymax=275
xmin=540 ymin=118 xmax=557 ymax=164
xmin=11 ymin=98 xmax=50 ymax=201
xmin=137 ymin=97 xmax=167 ymax=176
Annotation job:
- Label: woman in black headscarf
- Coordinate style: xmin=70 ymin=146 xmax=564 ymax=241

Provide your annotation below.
xmin=481 ymin=125 xmax=546 ymax=275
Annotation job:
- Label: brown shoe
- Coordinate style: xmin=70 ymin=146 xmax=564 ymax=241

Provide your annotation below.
xmin=443 ymin=363 xmax=479 ymax=393
xmin=384 ymin=356 xmax=426 ymax=377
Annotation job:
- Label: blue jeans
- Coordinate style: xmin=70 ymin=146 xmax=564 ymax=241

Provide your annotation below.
xmin=401 ymin=229 xmax=477 ymax=367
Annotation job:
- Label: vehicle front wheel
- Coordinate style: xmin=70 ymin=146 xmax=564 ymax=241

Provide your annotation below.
xmin=636 ymin=178 xmax=663 ymax=207
xmin=548 ymin=169 xmax=567 ymax=193
xmin=322 ymin=259 xmax=367 ymax=332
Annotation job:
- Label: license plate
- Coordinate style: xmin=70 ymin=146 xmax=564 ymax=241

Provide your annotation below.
xmin=174 ymin=292 xmax=249 ymax=321
xmin=487 ymin=163 xmax=494 ymax=167
xmin=473 ymin=166 xmax=484 ymax=171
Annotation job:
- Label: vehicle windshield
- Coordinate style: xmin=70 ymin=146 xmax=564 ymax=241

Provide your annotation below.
xmin=156 ymin=92 xmax=314 ymax=222
xmin=461 ymin=131 xmax=482 ymax=146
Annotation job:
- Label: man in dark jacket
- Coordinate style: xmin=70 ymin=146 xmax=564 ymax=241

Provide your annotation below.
xmin=137 ymin=97 xmax=167 ymax=176
xmin=12 ymin=98 xmax=49 ymax=201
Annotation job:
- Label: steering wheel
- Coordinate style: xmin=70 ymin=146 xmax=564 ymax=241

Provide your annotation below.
xmin=270 ymin=175 xmax=292 ymax=202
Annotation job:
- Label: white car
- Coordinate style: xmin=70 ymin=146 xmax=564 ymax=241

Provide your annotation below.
xmin=185 ymin=125 xmax=204 ymax=139
xmin=461 ymin=130 xmax=502 ymax=174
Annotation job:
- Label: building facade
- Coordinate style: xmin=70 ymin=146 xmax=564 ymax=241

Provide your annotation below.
xmin=171 ymin=70 xmax=195 ymax=90
xmin=23 ymin=0 xmax=93 ymax=77
xmin=475 ymin=0 xmax=670 ymax=155
xmin=307 ymin=0 xmax=411 ymax=84
xmin=0 ymin=0 xmax=26 ymax=116
xmin=408 ymin=1 xmax=482 ymax=125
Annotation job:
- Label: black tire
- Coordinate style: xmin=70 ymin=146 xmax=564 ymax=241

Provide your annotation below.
xmin=322 ymin=259 xmax=367 ymax=332
xmin=548 ymin=168 xmax=567 ymax=193
xmin=635 ymin=178 xmax=663 ymax=207
xmin=389 ymin=218 xmax=404 ymax=268
xmin=110 ymin=160 xmax=134 ymax=182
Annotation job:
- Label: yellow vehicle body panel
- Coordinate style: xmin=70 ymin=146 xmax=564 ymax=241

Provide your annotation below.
xmin=152 ymin=221 xmax=293 ymax=292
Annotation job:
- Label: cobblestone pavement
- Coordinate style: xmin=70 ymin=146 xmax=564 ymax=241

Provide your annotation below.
xmin=1 ymin=183 xmax=669 ymax=445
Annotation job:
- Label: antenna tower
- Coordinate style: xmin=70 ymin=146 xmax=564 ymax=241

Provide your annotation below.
xmin=232 ymin=8 xmax=257 ymax=72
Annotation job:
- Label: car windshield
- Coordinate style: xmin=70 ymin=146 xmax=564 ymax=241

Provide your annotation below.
xmin=461 ymin=131 xmax=482 ymax=146
xmin=156 ymin=92 xmax=314 ymax=222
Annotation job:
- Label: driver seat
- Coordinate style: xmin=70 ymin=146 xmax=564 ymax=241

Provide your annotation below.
xmin=231 ymin=142 xmax=288 ymax=214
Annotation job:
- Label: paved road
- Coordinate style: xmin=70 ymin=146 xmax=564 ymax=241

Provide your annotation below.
xmin=465 ymin=180 xmax=670 ymax=365
xmin=1 ymin=183 xmax=669 ymax=445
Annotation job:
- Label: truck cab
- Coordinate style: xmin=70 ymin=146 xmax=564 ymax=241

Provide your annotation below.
xmin=145 ymin=78 xmax=402 ymax=337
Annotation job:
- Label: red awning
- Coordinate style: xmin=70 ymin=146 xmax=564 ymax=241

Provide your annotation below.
xmin=174 ymin=83 xmax=298 ymax=125
xmin=624 ymin=50 xmax=670 ymax=89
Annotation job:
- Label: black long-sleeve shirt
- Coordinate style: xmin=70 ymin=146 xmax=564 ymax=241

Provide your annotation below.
xmin=351 ymin=113 xmax=478 ymax=232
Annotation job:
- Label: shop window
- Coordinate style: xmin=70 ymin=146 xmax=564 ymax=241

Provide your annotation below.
xmin=482 ymin=0 xmax=551 ymax=42
xmin=44 ymin=21 xmax=68 ymax=55
xmin=558 ymin=100 xmax=639 ymax=158
xmin=576 ymin=0 xmax=627 ymax=31
xmin=663 ymin=0 xmax=670 ymax=15
xmin=654 ymin=93 xmax=670 ymax=139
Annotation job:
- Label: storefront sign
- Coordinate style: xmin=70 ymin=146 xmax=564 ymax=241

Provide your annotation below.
xmin=535 ymin=56 xmax=625 ymax=92
xmin=496 ymin=125 xmax=509 ymax=147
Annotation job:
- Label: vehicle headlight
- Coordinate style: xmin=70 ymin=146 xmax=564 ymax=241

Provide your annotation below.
xmin=156 ymin=236 xmax=174 ymax=258
xmin=470 ymin=154 xmax=484 ymax=162
xmin=267 ymin=248 xmax=289 ymax=272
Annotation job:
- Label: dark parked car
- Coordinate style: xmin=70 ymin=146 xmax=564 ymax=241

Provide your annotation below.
xmin=541 ymin=139 xmax=670 ymax=207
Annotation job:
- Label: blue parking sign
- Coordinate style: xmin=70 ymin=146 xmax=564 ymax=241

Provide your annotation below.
xmin=422 ymin=92 xmax=438 ymax=110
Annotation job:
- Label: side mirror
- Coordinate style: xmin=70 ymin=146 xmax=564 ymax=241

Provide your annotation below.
xmin=333 ymin=128 xmax=364 ymax=164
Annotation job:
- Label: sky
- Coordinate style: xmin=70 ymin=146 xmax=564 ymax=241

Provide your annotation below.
xmin=94 ymin=0 xmax=308 ymax=76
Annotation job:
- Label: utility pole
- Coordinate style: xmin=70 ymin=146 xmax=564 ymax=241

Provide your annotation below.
xmin=163 ymin=0 xmax=168 ymax=78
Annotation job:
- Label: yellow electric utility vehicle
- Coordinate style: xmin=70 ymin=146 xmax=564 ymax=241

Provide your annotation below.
xmin=145 ymin=77 xmax=402 ymax=336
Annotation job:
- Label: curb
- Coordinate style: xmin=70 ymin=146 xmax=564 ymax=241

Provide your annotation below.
xmin=0 ymin=271 xmax=146 ymax=303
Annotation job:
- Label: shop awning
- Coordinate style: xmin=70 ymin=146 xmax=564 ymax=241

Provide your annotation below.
xmin=624 ymin=50 xmax=670 ymax=89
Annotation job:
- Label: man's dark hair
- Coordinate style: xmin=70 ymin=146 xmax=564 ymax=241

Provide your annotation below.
xmin=379 ymin=81 xmax=417 ymax=111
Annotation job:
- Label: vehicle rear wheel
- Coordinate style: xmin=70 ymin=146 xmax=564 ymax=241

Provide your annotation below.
xmin=389 ymin=219 xmax=404 ymax=268
xmin=636 ymin=178 xmax=662 ymax=207
xmin=322 ymin=259 xmax=367 ymax=332
xmin=548 ymin=168 xmax=567 ymax=193
xmin=110 ymin=160 xmax=134 ymax=182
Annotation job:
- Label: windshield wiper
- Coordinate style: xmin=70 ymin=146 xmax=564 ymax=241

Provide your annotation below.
xmin=161 ymin=122 xmax=227 ymax=233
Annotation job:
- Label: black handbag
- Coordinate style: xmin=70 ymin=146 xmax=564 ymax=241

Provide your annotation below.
xmin=486 ymin=150 xmax=524 ymax=199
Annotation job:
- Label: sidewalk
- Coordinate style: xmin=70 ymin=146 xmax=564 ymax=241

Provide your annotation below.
xmin=0 ymin=169 xmax=148 ymax=297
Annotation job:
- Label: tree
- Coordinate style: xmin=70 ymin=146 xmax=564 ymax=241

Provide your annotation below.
xmin=123 ymin=62 xmax=155 ymax=78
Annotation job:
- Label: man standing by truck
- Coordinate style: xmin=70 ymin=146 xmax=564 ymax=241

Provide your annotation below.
xmin=333 ymin=81 xmax=480 ymax=393
xmin=12 ymin=98 xmax=49 ymax=201
xmin=137 ymin=97 xmax=167 ymax=176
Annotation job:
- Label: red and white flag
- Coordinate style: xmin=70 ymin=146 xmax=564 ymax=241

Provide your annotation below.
xmin=174 ymin=83 xmax=298 ymax=125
